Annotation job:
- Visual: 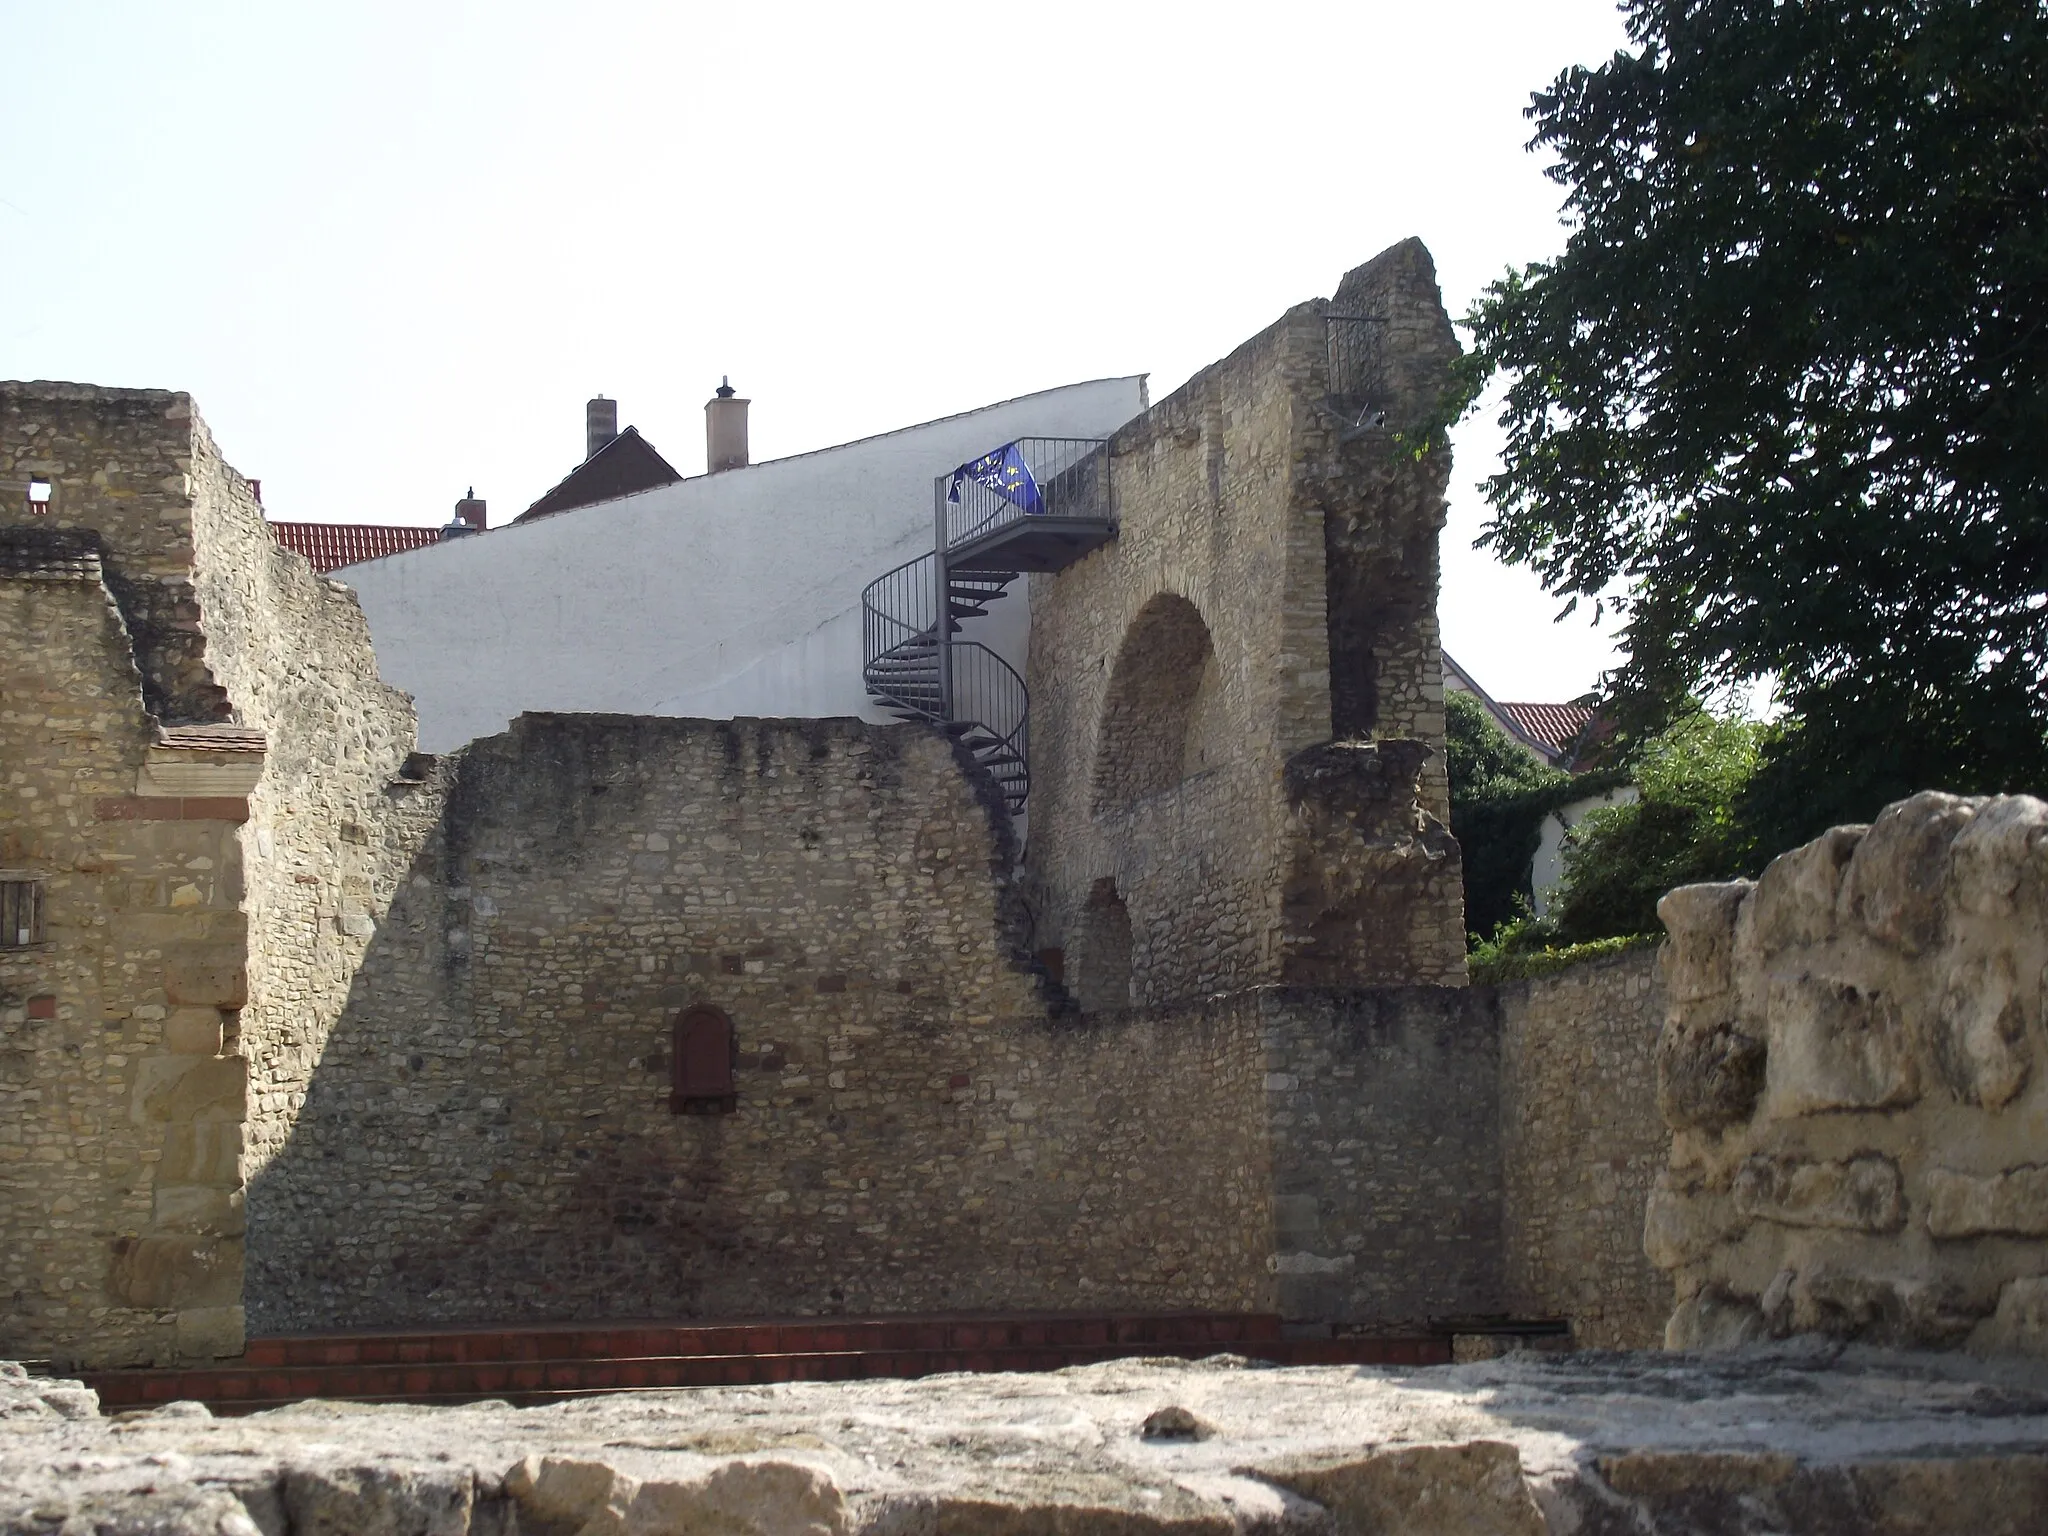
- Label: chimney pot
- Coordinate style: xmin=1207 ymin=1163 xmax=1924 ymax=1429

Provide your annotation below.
xmin=586 ymin=396 xmax=619 ymax=461
xmin=705 ymin=379 xmax=750 ymax=474
xmin=453 ymin=487 xmax=488 ymax=531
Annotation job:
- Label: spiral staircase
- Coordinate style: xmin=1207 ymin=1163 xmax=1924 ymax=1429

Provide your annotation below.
xmin=861 ymin=437 xmax=1114 ymax=816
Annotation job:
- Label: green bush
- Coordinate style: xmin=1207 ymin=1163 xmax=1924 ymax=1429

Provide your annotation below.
xmin=1546 ymin=712 xmax=1765 ymax=943
xmin=1444 ymin=691 xmax=1577 ymax=944
xmin=1467 ymin=931 xmax=1662 ymax=986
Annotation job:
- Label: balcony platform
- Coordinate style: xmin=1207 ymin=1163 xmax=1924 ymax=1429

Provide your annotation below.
xmin=946 ymin=514 xmax=1115 ymax=574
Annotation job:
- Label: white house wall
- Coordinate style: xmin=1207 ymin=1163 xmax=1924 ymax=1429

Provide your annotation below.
xmin=337 ymin=378 xmax=1144 ymax=752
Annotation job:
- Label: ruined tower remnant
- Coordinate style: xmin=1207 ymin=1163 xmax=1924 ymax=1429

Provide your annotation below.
xmin=1024 ymin=238 xmax=1466 ymax=1006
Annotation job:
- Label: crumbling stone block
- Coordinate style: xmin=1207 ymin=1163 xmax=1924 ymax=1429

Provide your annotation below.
xmin=1648 ymin=791 xmax=2048 ymax=1354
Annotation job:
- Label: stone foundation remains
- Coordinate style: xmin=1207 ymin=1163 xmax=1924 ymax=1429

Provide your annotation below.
xmin=1652 ymin=791 xmax=2048 ymax=1356
xmin=7 ymin=1351 xmax=2048 ymax=1536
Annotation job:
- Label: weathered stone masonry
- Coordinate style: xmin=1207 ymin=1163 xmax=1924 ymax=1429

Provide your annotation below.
xmin=248 ymin=715 xmax=1276 ymax=1330
xmin=2 ymin=264 xmax=1695 ymax=1366
xmin=1023 ymin=240 xmax=1466 ymax=1010
xmin=1652 ymin=791 xmax=2048 ymax=1357
xmin=1497 ymin=948 xmax=1670 ymax=1350
xmin=2 ymin=382 xmax=419 ymax=1368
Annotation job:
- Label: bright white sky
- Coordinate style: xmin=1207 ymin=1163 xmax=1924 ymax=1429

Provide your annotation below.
xmin=1 ymin=0 xmax=1634 ymax=704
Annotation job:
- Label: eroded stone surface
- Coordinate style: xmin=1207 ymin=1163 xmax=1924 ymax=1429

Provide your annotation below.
xmin=1651 ymin=792 xmax=2048 ymax=1354
xmin=6 ymin=1354 xmax=2048 ymax=1536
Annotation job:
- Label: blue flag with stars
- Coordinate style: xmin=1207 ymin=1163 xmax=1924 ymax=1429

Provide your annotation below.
xmin=948 ymin=442 xmax=1044 ymax=515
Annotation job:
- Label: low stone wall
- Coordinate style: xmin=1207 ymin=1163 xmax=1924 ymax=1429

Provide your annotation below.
xmin=246 ymin=715 xmax=1274 ymax=1330
xmin=1496 ymin=948 xmax=1670 ymax=1348
xmin=1261 ymin=987 xmax=1504 ymax=1330
xmin=1652 ymin=791 xmax=2048 ymax=1355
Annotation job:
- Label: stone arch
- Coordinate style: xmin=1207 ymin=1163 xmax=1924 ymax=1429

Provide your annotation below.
xmin=1070 ymin=879 xmax=1134 ymax=1014
xmin=1091 ymin=593 xmax=1216 ymax=813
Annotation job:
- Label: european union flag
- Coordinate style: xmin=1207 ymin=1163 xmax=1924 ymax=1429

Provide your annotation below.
xmin=947 ymin=442 xmax=1044 ymax=515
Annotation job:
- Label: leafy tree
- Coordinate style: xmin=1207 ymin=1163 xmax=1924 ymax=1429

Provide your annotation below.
xmin=1464 ymin=0 xmax=2048 ymax=845
xmin=1548 ymin=711 xmax=1765 ymax=941
xmin=1444 ymin=691 xmax=1575 ymax=942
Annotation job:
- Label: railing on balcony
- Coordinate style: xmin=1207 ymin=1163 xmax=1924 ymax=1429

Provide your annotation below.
xmin=860 ymin=436 xmax=1117 ymax=817
xmin=942 ymin=436 xmax=1112 ymax=572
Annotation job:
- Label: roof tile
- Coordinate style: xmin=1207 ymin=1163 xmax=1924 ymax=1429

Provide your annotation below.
xmin=271 ymin=522 xmax=441 ymax=573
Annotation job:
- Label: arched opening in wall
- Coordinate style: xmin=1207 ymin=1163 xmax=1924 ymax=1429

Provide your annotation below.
xmin=1071 ymin=879 xmax=1134 ymax=1014
xmin=671 ymin=1005 xmax=737 ymax=1115
xmin=1091 ymin=594 xmax=1215 ymax=814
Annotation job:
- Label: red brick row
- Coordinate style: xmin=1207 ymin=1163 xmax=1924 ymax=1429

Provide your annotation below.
xmin=237 ymin=1311 xmax=1283 ymax=1369
xmin=82 ymin=1320 xmax=1448 ymax=1416
xmin=94 ymin=796 xmax=249 ymax=823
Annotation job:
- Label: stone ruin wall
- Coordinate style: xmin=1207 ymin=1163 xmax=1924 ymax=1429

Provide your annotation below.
xmin=1496 ymin=947 xmax=1670 ymax=1349
xmin=1261 ymin=986 xmax=1505 ymax=1331
xmin=1652 ymin=790 xmax=2048 ymax=1357
xmin=248 ymin=715 xmax=1276 ymax=1330
xmin=0 ymin=382 xmax=421 ymax=1368
xmin=176 ymin=414 xmax=424 ymax=1286
xmin=0 ymin=515 xmax=231 ymax=1372
xmin=1023 ymin=241 xmax=1466 ymax=1011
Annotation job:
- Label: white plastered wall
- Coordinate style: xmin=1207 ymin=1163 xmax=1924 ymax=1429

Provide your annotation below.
xmin=339 ymin=377 xmax=1146 ymax=752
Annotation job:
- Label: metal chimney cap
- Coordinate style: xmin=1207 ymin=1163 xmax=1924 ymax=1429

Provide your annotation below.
xmin=715 ymin=377 xmax=736 ymax=399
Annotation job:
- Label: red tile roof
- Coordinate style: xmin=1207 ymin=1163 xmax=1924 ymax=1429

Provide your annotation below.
xmin=270 ymin=521 xmax=441 ymax=573
xmin=1499 ymin=701 xmax=1597 ymax=760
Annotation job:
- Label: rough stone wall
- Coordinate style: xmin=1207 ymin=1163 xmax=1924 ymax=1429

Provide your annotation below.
xmin=1260 ymin=986 xmax=1503 ymax=1330
xmin=1651 ymin=791 xmax=2048 ymax=1357
xmin=1323 ymin=239 xmax=1461 ymax=826
xmin=0 ymin=382 xmax=421 ymax=1368
xmin=1 ymin=386 xmax=258 ymax=1370
xmin=248 ymin=715 xmax=1273 ymax=1330
xmin=1496 ymin=947 xmax=1670 ymax=1348
xmin=1024 ymin=242 xmax=1465 ymax=1007
xmin=176 ymin=416 xmax=420 ymax=1208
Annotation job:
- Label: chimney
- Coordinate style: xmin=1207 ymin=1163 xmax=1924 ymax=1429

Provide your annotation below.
xmin=451 ymin=487 xmax=487 ymax=532
xmin=586 ymin=396 xmax=619 ymax=461
xmin=705 ymin=377 xmax=750 ymax=474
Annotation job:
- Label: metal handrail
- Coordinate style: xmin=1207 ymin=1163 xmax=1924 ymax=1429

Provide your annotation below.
xmin=861 ymin=551 xmax=939 ymax=686
xmin=948 ymin=640 xmax=1029 ymax=778
xmin=860 ymin=551 xmax=1030 ymax=811
xmin=942 ymin=436 xmax=1110 ymax=554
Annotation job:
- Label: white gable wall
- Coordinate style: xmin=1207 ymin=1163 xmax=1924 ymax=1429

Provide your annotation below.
xmin=340 ymin=378 xmax=1145 ymax=752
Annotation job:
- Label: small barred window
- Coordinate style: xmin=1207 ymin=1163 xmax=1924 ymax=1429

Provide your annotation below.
xmin=2 ymin=881 xmax=45 ymax=947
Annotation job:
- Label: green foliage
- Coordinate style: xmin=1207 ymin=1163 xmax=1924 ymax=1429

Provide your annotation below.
xmin=1547 ymin=712 xmax=1765 ymax=942
xmin=1444 ymin=690 xmax=1578 ymax=943
xmin=1463 ymin=0 xmax=2048 ymax=843
xmin=1468 ymin=930 xmax=1662 ymax=986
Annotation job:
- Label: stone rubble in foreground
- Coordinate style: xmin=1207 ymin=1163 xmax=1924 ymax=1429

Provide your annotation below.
xmin=4 ymin=1351 xmax=2048 ymax=1535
